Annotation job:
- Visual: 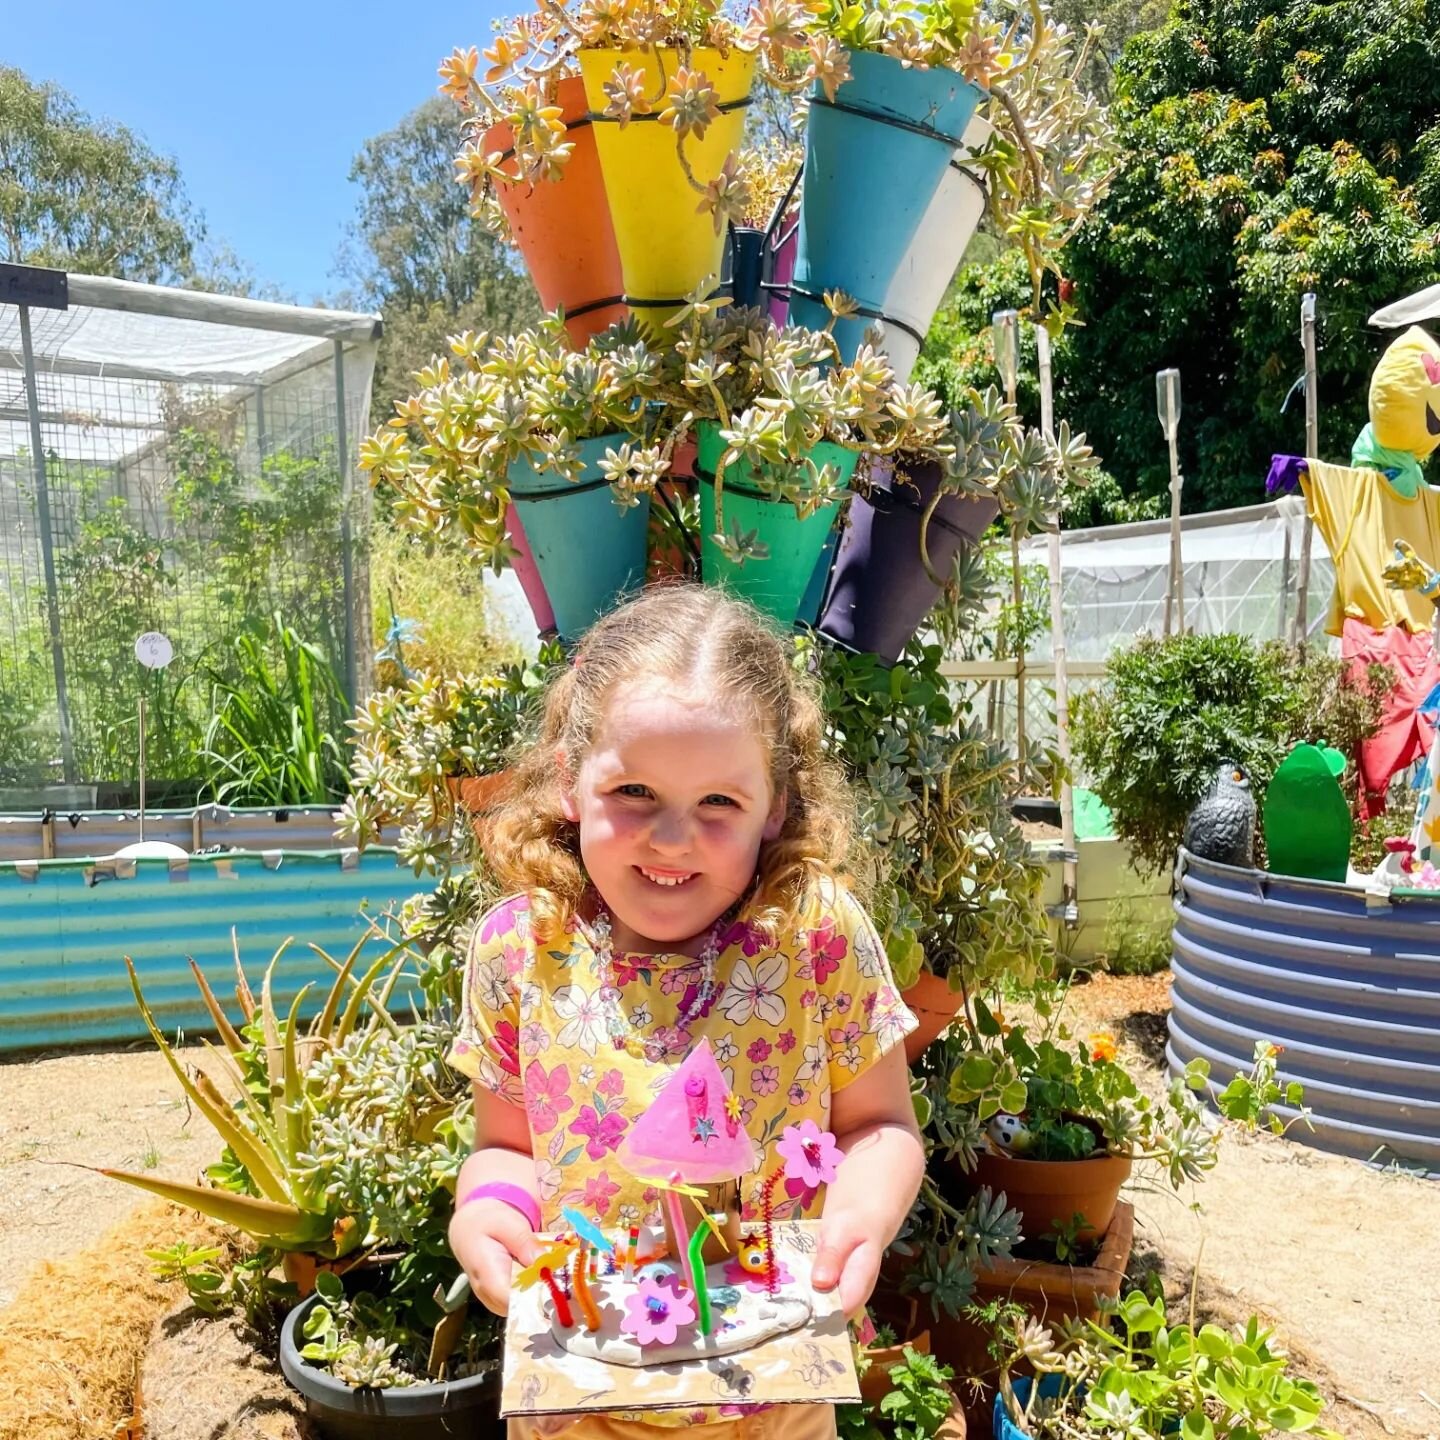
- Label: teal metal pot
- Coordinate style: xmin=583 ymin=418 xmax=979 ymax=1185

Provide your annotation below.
xmin=506 ymin=434 xmax=651 ymax=642
xmin=790 ymin=51 xmax=983 ymax=361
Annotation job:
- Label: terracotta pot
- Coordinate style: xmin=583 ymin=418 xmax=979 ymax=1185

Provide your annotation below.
xmin=901 ymin=970 xmax=965 ymax=1063
xmin=445 ymin=770 xmax=514 ymax=819
xmin=858 ymin=1334 xmax=967 ymax=1439
xmin=483 ymin=76 xmax=625 ymax=348
xmin=647 ymin=471 xmax=696 ymax=582
xmin=280 ymin=1249 xmax=376 ymax=1300
xmin=871 ymin=1202 xmax=1133 ymax=1431
xmin=963 ymin=1129 xmax=1132 ymax=1245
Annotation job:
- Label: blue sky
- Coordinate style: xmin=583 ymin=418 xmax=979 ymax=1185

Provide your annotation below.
xmin=7 ymin=1 xmax=507 ymax=304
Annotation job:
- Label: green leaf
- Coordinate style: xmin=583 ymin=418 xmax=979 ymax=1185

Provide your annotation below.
xmin=1180 ymin=1410 xmax=1215 ymax=1440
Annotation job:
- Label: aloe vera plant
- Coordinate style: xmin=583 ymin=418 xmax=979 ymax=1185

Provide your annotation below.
xmin=98 ymin=927 xmax=424 ymax=1258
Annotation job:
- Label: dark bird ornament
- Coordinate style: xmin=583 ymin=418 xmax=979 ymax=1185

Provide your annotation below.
xmin=1182 ymin=761 xmax=1257 ymax=868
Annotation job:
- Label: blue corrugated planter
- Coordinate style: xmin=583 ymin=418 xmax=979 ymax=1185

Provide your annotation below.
xmin=1168 ymin=848 xmax=1440 ymax=1176
xmin=506 ymin=434 xmax=651 ymax=642
xmin=0 ymin=848 xmax=424 ymax=1053
xmin=789 ymin=51 xmax=983 ymax=361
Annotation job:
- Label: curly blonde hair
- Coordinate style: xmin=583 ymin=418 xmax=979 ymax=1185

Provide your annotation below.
xmin=483 ymin=585 xmax=854 ymax=941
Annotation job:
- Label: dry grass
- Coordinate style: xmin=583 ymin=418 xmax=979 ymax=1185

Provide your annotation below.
xmin=0 ymin=1199 xmax=227 ymax=1440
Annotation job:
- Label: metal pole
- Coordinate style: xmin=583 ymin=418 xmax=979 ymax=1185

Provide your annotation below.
xmin=1293 ymin=293 xmax=1318 ymax=647
xmin=1156 ymin=369 xmax=1184 ymax=637
xmin=137 ymin=693 xmax=147 ymax=843
xmin=993 ymin=310 xmax=1025 ymax=766
xmin=18 ymin=303 xmax=76 ymax=783
xmin=1037 ymin=325 xmax=1077 ymax=923
xmin=334 ymin=338 xmax=357 ymax=712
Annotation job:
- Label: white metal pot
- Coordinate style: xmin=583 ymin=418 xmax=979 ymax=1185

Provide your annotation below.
xmin=878 ymin=114 xmax=993 ymax=382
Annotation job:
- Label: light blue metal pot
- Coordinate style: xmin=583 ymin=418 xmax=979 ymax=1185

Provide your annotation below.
xmin=506 ymin=434 xmax=651 ymax=642
xmin=789 ymin=50 xmax=983 ymax=361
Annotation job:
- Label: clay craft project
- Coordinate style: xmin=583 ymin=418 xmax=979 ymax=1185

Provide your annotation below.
xmin=500 ymin=1041 xmax=859 ymax=1417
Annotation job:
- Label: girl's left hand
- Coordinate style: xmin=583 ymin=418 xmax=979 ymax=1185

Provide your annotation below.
xmin=811 ymin=1211 xmax=884 ymax=1318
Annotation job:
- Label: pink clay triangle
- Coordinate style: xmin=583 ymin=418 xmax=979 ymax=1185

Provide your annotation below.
xmin=616 ymin=1037 xmax=761 ymax=1183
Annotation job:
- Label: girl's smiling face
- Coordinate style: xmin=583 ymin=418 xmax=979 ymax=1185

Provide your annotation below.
xmin=561 ymin=684 xmax=786 ymax=955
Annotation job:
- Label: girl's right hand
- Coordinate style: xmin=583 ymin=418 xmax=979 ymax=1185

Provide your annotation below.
xmin=449 ymin=1197 xmax=544 ymax=1316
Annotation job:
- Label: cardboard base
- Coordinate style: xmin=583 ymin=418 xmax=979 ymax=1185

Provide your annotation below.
xmin=501 ymin=1220 xmax=858 ymax=1417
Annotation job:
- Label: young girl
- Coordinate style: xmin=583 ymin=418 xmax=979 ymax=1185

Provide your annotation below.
xmin=447 ymin=586 xmax=925 ymax=1440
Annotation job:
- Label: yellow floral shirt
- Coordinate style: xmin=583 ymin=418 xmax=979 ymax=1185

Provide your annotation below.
xmin=449 ymin=878 xmax=916 ymax=1234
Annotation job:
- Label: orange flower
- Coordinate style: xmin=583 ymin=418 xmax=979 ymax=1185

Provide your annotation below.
xmin=1088 ymin=1031 xmax=1118 ymax=1063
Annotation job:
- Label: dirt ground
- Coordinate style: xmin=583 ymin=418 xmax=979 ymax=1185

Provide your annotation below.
xmin=2 ymin=980 xmax=1439 ymax=1437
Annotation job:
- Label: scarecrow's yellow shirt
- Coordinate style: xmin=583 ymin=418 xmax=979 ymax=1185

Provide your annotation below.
xmin=1301 ymin=459 xmax=1440 ymax=635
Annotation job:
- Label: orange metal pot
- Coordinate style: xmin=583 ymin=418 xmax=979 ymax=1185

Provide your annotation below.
xmin=483 ymin=76 xmax=625 ymax=348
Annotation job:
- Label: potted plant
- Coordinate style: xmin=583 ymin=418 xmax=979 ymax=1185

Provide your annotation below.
xmin=359 ymin=317 xmax=669 ymax=642
xmin=340 ymin=652 xmax=558 ymax=877
xmin=792 ymin=0 xmax=1117 ymax=360
xmin=443 ymin=47 xmax=626 ymax=348
xmin=941 ymin=988 xmax=1221 ymax=1244
xmin=990 ymin=1289 xmax=1342 ymax=1440
xmin=811 ymin=637 xmax=1052 ymax=1057
xmin=99 ymin=933 xmax=504 ymax=1435
xmin=653 ymin=296 xmax=948 ymax=623
xmin=840 ymin=1338 xmax=970 ymax=1439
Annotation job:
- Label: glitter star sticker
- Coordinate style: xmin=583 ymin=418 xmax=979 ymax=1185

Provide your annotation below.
xmin=693 ymin=1115 xmax=717 ymax=1144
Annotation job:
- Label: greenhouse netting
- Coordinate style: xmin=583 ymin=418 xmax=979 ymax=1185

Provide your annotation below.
xmin=0 ymin=267 xmax=381 ymax=797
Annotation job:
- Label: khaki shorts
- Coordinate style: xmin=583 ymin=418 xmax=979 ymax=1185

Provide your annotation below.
xmin=507 ymin=1404 xmax=838 ymax=1439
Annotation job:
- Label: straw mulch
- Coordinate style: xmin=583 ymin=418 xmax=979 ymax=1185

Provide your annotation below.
xmin=0 ymin=1199 xmax=235 ymax=1440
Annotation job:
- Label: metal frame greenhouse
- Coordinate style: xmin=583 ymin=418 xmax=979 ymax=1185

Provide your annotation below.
xmin=0 ymin=264 xmax=382 ymax=799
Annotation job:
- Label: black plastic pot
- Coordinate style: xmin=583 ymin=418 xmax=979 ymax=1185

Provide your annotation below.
xmin=279 ymin=1293 xmax=501 ymax=1440
xmin=818 ymin=457 xmax=998 ymax=665
xmin=1011 ymin=796 xmax=1061 ymax=828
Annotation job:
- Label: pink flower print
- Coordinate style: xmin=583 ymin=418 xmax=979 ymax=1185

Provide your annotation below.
xmin=479 ymin=895 xmax=527 ymax=944
xmin=788 ymin=1082 xmax=808 ymax=1107
xmin=800 ymin=988 xmax=818 ymax=1010
xmin=611 ymin=956 xmax=650 ymax=987
xmin=622 ymin=1275 xmax=696 ymax=1346
xmin=834 ymin=991 xmax=853 ymax=1014
xmin=519 ymin=1022 xmax=550 ymax=1058
xmin=659 ymin=964 xmax=694 ymax=996
xmin=569 ymin=1104 xmax=628 ymax=1160
xmin=785 ymin=1175 xmax=819 ymax=1213
xmin=489 ymin=1019 xmax=520 ymax=1076
xmin=582 ymin=1170 xmax=620 ymax=1218
xmin=718 ymin=919 xmax=769 ymax=956
xmin=501 ymin=942 xmax=527 ymax=978
xmin=799 ymin=919 xmax=847 ymax=986
xmin=751 ymin=1064 xmax=780 ymax=1097
xmin=649 ymin=1025 xmax=691 ymax=1062
xmin=776 ymin=1029 xmax=796 ymax=1054
xmin=678 ymin=975 xmax=719 ymax=1022
xmin=863 ymin=992 xmax=878 ymax=1017
xmin=829 ymin=1020 xmax=862 ymax=1048
xmin=777 ymin=1120 xmax=843 ymax=1187
xmin=597 ymin=1067 xmax=625 ymax=1099
xmin=747 ymin=1037 xmax=773 ymax=1064
xmin=524 ymin=1061 xmax=574 ymax=1134
xmin=738 ymin=1095 xmax=757 ymax=1127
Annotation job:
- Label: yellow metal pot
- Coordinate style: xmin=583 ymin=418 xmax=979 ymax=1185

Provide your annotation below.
xmin=578 ymin=47 xmax=755 ymax=333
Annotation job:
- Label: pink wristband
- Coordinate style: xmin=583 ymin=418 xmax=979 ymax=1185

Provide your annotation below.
xmin=458 ymin=1181 xmax=541 ymax=1232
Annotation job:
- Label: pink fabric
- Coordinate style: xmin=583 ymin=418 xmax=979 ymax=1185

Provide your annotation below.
xmin=1342 ymin=619 xmax=1440 ymax=818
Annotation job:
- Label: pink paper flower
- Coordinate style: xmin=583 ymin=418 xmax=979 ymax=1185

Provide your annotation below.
xmin=622 ymin=1275 xmax=696 ymax=1346
xmin=777 ymin=1120 xmax=843 ymax=1188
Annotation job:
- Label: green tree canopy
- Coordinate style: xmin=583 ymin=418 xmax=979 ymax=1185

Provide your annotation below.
xmin=339 ymin=97 xmax=539 ymax=421
xmin=1061 ymin=0 xmax=1440 ymax=513
xmin=0 ymin=66 xmax=200 ymax=282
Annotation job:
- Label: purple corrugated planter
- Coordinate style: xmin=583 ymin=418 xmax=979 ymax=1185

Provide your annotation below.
xmin=767 ymin=221 xmax=798 ymax=328
xmin=818 ymin=457 xmax=997 ymax=663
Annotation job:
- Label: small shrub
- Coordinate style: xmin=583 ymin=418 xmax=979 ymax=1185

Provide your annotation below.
xmin=1072 ymin=634 xmax=1387 ymax=875
xmin=1101 ymin=895 xmax=1172 ymax=976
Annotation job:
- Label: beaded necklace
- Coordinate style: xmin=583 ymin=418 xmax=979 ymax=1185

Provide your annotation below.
xmin=590 ymin=903 xmax=727 ymax=1062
